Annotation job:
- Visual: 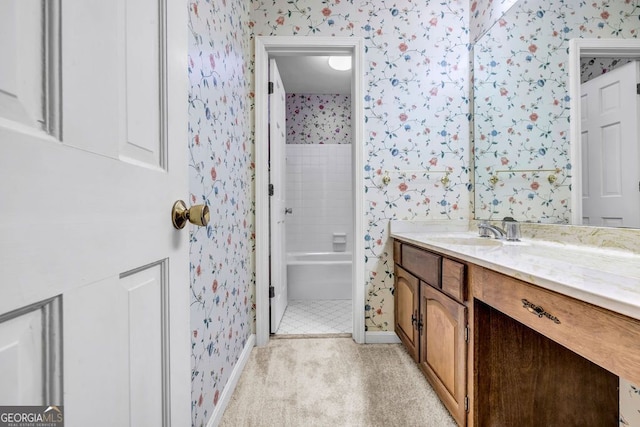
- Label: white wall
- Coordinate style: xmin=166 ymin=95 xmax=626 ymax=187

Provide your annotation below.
xmin=285 ymin=144 xmax=353 ymax=253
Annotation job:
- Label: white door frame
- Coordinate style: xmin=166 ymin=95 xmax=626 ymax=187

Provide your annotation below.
xmin=255 ymin=36 xmax=365 ymax=346
xmin=569 ymin=38 xmax=640 ymax=224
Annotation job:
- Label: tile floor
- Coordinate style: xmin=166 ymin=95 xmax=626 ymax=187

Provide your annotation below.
xmin=275 ymin=299 xmax=352 ymax=335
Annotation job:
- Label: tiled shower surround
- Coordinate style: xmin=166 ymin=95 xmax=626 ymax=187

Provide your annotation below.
xmin=188 ymin=0 xmax=640 ymax=424
xmin=286 ymin=144 xmax=353 ymax=253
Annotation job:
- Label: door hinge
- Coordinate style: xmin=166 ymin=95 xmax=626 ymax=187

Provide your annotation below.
xmin=636 ymin=83 xmax=640 ymax=95
xmin=464 ymin=396 xmax=469 ymax=412
xmin=464 ymin=325 xmax=469 ymax=343
xmin=269 ymin=184 xmax=274 ymax=196
xmin=268 ymin=81 xmax=274 ymax=94
xmin=269 ymin=286 xmax=275 ymax=298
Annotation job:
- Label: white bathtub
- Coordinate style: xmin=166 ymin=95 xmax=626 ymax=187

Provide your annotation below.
xmin=287 ymin=252 xmax=352 ymax=300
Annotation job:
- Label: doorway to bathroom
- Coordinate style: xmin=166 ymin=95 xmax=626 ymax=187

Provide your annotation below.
xmin=255 ymin=37 xmax=365 ymax=346
xmin=273 ymin=57 xmax=354 ymax=336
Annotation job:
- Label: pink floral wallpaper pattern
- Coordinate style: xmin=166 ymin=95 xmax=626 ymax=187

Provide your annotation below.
xmin=188 ymin=1 xmax=253 ymax=425
xmin=286 ymin=94 xmax=352 ymax=144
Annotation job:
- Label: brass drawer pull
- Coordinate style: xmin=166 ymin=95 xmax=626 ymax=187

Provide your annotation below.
xmin=521 ymin=299 xmax=561 ymax=324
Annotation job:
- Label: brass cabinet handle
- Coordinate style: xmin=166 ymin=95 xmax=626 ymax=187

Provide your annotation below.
xmin=171 ymin=200 xmax=210 ymax=229
xmin=521 ymin=299 xmax=561 ymax=324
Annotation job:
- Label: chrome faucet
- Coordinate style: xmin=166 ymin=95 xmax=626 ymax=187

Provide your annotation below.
xmin=478 ymin=217 xmax=521 ymax=241
xmin=478 ymin=221 xmax=506 ymax=239
xmin=501 ymin=217 xmax=521 ymax=241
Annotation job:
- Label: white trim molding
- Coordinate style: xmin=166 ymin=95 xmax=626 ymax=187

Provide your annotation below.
xmin=365 ymin=331 xmax=401 ymax=344
xmin=207 ymin=334 xmax=256 ymax=427
xmin=255 ymin=36 xmax=366 ymax=347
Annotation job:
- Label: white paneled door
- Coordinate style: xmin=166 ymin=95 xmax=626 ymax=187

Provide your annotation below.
xmin=269 ymin=59 xmax=288 ymax=333
xmin=581 ymin=61 xmax=640 ymax=228
xmin=0 ymin=1 xmax=190 ymax=426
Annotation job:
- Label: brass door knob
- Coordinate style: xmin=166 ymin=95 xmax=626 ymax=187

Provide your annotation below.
xmin=171 ymin=200 xmax=210 ymax=229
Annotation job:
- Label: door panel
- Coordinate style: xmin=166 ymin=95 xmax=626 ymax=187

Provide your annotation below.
xmin=0 ymin=298 xmax=61 ymax=406
xmin=122 ymin=262 xmax=167 ymax=427
xmin=0 ymin=1 xmax=45 ymax=129
xmin=64 ymin=277 xmax=130 ymax=426
xmin=65 ymin=262 xmax=169 ymax=425
xmin=581 ymin=61 xmax=640 ymax=227
xmin=0 ymin=0 xmax=189 ymax=424
xmin=269 ymin=58 xmax=288 ymax=333
xmin=121 ymin=0 xmax=163 ymax=167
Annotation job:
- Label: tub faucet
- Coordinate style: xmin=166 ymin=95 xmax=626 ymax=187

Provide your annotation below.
xmin=478 ymin=221 xmax=506 ymax=239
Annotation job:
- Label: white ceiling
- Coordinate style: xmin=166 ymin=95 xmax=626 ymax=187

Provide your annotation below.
xmin=274 ymin=55 xmax=352 ymax=95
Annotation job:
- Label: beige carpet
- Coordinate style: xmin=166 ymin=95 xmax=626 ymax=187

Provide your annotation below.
xmin=219 ymin=337 xmax=457 ymax=427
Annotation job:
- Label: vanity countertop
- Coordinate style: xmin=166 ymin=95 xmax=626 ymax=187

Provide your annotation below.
xmin=391 ymin=230 xmax=640 ymax=322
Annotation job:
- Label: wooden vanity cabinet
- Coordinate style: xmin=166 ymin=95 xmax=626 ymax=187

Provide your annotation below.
xmin=394 ymin=241 xmax=468 ymax=426
xmin=394 ymin=237 xmax=640 ymax=426
xmin=394 ymin=265 xmax=419 ymax=361
xmin=420 ymin=283 xmax=467 ymax=426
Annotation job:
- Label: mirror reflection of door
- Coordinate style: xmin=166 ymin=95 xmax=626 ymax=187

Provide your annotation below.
xmin=580 ymin=60 xmax=640 ymax=228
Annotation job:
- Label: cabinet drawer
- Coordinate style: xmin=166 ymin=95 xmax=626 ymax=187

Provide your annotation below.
xmin=402 ymin=244 xmax=441 ymax=287
xmin=393 ymin=240 xmax=402 ymax=265
xmin=442 ymin=258 xmax=466 ymax=302
xmin=474 ymin=267 xmax=640 ymax=386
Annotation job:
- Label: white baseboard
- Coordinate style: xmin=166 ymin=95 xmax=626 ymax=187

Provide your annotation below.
xmin=207 ymin=334 xmax=256 ymax=427
xmin=365 ymin=331 xmax=401 ymax=344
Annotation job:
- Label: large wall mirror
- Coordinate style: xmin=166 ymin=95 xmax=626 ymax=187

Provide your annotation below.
xmin=473 ymin=0 xmax=640 ymax=228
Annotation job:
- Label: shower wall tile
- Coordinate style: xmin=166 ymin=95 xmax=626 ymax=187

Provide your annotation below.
xmin=286 ymin=144 xmax=353 ymax=253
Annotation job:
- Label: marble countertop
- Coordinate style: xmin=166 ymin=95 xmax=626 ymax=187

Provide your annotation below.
xmin=390 ymin=227 xmax=640 ymax=322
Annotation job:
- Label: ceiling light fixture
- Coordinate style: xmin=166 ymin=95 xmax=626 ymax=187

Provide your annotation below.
xmin=327 ymin=56 xmax=352 ymax=71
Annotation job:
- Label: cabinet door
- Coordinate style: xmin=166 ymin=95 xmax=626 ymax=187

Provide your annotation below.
xmin=394 ymin=266 xmax=419 ymax=362
xmin=420 ymin=284 xmax=467 ymax=426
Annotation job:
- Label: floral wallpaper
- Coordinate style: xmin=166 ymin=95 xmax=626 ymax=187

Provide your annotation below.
xmin=286 ymin=94 xmax=352 ymax=144
xmin=580 ymin=56 xmax=634 ymax=83
xmin=188 ymin=0 xmax=253 ymax=425
xmin=621 ymin=378 xmax=640 ymax=426
xmin=469 ymin=0 xmax=519 ymax=43
xmin=250 ymin=0 xmax=471 ymax=331
xmin=473 ymin=0 xmax=640 ymax=223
